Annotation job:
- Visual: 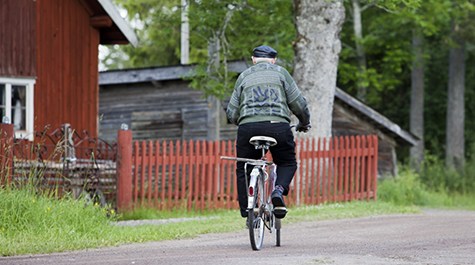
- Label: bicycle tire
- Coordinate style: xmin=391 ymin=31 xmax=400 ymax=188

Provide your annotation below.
xmin=249 ymin=174 xmax=265 ymax=250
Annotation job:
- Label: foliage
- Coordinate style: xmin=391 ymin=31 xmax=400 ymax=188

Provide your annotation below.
xmin=185 ymin=0 xmax=295 ymax=97
xmin=187 ymin=64 xmax=239 ymax=98
xmin=378 ymin=168 xmax=431 ymax=206
xmin=378 ymin=172 xmax=475 ymax=210
xmin=102 ymin=0 xmax=182 ymax=69
xmin=379 ymin=149 xmax=475 ymax=208
xmin=105 ymin=0 xmax=295 ymax=97
xmin=338 ymin=0 xmax=475 ymax=162
xmin=419 ymin=143 xmax=475 ymax=194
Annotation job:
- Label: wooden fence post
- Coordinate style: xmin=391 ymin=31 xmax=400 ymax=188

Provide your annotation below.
xmin=116 ymin=126 xmax=133 ymax=212
xmin=0 ymin=122 xmax=14 ymax=186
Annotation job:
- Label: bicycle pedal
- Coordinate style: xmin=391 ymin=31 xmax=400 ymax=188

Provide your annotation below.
xmin=273 ymin=206 xmax=287 ymax=219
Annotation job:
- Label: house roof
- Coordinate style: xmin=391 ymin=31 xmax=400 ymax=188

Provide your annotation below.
xmin=334 ymin=88 xmax=418 ymax=146
xmin=99 ymin=61 xmax=248 ymax=85
xmin=99 ymin=61 xmax=418 ymax=146
xmin=81 ymin=0 xmax=138 ymax=47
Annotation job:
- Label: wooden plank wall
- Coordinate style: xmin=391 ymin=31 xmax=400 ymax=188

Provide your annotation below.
xmin=332 ymin=103 xmax=396 ymax=176
xmin=99 ymin=79 xmax=396 ymax=176
xmin=99 ymin=81 xmax=237 ymax=141
xmin=0 ymin=0 xmax=36 ymax=77
xmin=35 ymin=0 xmax=100 ymax=137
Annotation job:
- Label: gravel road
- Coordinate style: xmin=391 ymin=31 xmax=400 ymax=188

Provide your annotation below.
xmin=1 ymin=209 xmax=474 ymax=265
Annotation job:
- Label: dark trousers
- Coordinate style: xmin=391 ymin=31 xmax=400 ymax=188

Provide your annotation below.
xmin=236 ymin=121 xmax=297 ymax=217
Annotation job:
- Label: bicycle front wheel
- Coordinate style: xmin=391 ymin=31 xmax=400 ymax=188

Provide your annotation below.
xmin=249 ymin=175 xmax=265 ymax=250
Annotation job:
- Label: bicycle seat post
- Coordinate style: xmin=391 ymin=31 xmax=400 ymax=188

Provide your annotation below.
xmin=249 ymin=136 xmax=278 ymax=160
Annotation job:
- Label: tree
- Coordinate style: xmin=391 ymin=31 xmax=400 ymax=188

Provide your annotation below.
xmin=106 ymin=0 xmax=296 ymax=94
xmin=103 ymin=0 xmax=475 ymax=169
xmin=409 ymin=28 xmax=425 ymax=171
xmin=406 ymin=0 xmax=449 ymax=171
xmin=102 ymin=0 xmax=182 ymax=69
xmin=446 ymin=24 xmax=465 ymax=170
xmin=293 ymin=0 xmax=345 ymax=139
xmin=349 ymin=0 xmax=368 ymax=101
xmin=445 ymin=0 xmax=475 ymax=170
xmin=107 ymin=0 xmax=296 ymax=140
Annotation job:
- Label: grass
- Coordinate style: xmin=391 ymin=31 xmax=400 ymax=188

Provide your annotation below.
xmin=377 ymin=168 xmax=475 ymax=211
xmin=0 ymin=185 xmax=417 ymax=257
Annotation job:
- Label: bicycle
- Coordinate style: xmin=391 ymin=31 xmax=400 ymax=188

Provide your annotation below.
xmin=221 ymin=135 xmax=281 ymax=250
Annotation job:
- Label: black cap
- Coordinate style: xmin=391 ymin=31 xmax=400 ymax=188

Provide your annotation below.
xmin=252 ymin=45 xmax=277 ymax=58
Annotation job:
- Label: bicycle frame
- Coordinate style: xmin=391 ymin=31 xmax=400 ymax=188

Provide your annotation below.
xmin=245 ymin=161 xmax=276 ymax=213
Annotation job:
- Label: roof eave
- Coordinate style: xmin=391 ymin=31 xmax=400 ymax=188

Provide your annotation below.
xmin=334 ymin=87 xmax=419 ymax=146
xmin=97 ymin=0 xmax=138 ymax=47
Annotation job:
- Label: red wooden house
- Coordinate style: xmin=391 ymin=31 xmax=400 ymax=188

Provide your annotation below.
xmin=0 ymin=0 xmax=137 ymax=141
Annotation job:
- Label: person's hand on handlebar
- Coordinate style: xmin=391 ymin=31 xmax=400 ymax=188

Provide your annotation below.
xmin=296 ymin=123 xmax=311 ymax=133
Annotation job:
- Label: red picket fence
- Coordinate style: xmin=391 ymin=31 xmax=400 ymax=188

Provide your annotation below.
xmin=292 ymin=135 xmax=378 ymax=206
xmin=119 ymin=133 xmax=378 ymax=211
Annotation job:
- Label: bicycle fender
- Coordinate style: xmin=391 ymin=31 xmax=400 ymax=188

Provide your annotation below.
xmin=247 ymin=167 xmax=260 ymax=208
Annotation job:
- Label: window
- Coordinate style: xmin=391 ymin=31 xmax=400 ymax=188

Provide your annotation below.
xmin=0 ymin=77 xmax=35 ymax=141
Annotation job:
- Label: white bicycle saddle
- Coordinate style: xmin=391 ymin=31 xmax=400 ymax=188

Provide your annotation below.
xmin=249 ymin=136 xmax=277 ymax=147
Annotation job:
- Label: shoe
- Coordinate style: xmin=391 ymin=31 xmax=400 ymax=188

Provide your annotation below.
xmin=241 ymin=209 xmax=248 ymax=218
xmin=271 ymin=185 xmax=287 ymax=219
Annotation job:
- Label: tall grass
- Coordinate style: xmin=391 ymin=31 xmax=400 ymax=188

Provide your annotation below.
xmin=419 ymin=144 xmax=475 ymax=194
xmin=0 ymin=186 xmax=116 ymax=255
xmin=378 ymin=163 xmax=475 ymax=210
xmin=379 ymin=143 xmax=475 ymax=210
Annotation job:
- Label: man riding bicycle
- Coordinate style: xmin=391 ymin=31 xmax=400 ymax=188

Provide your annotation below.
xmin=226 ymin=45 xmax=311 ymax=221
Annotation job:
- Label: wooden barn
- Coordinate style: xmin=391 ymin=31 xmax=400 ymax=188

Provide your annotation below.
xmin=99 ymin=61 xmax=418 ymax=177
xmin=0 ymin=0 xmax=137 ymax=141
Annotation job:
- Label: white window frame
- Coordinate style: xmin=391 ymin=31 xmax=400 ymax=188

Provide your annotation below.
xmin=0 ymin=77 xmax=35 ymax=141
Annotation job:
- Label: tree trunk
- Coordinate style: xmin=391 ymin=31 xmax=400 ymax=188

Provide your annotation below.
xmin=180 ymin=0 xmax=189 ymax=65
xmin=351 ymin=0 xmax=367 ymax=102
xmin=409 ymin=29 xmax=425 ymax=171
xmin=445 ymin=21 xmax=466 ymax=171
xmin=293 ymin=0 xmax=345 ymax=139
xmin=207 ymin=35 xmax=220 ymax=140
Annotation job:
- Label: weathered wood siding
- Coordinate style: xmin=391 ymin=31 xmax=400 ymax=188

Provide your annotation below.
xmin=99 ymin=78 xmax=401 ymax=177
xmin=332 ymin=103 xmax=396 ymax=176
xmin=0 ymin=0 xmax=37 ymax=77
xmin=99 ymin=81 xmax=235 ymax=141
xmin=35 ymin=0 xmax=100 ymax=137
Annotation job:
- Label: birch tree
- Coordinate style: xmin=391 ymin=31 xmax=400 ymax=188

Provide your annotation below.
xmin=293 ymin=0 xmax=345 ymax=139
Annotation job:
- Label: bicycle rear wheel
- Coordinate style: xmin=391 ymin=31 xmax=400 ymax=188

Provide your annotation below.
xmin=248 ymin=175 xmax=265 ymax=250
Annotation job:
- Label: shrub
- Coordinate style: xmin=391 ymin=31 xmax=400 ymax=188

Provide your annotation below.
xmin=378 ymin=168 xmax=430 ymax=206
xmin=420 ymin=149 xmax=475 ymax=194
